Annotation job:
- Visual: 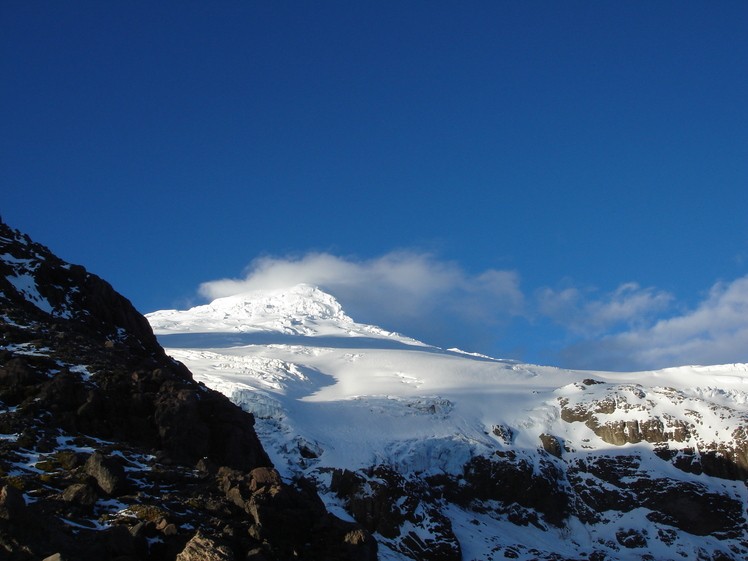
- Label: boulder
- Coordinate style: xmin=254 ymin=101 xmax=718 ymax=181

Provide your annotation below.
xmin=0 ymin=484 xmax=26 ymax=520
xmin=249 ymin=466 xmax=282 ymax=491
xmin=84 ymin=452 xmax=126 ymax=495
xmin=62 ymin=482 xmax=98 ymax=508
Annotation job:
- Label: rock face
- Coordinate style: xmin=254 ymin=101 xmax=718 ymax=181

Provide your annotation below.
xmin=0 ymin=220 xmax=375 ymax=561
xmin=0 ymin=221 xmax=270 ymax=472
xmin=330 ymin=466 xmax=460 ymax=561
xmin=558 ymin=381 xmax=748 ymax=480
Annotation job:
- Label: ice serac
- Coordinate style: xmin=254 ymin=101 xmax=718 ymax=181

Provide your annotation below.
xmin=0 ymin=219 xmax=376 ymax=561
xmin=152 ymin=281 xmax=748 ymax=560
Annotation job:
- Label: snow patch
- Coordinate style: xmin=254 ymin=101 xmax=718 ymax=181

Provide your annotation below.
xmin=7 ymin=273 xmax=53 ymax=314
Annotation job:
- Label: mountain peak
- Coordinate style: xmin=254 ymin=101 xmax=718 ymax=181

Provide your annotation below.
xmin=147 ymin=284 xmax=348 ymax=335
xmin=221 ymin=283 xmax=352 ymax=322
xmin=147 ymin=283 xmax=422 ymax=345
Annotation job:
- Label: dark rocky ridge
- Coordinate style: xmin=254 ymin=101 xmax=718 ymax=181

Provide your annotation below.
xmin=0 ymin=220 xmax=376 ymax=561
xmin=0 ymin=220 xmax=269 ymax=471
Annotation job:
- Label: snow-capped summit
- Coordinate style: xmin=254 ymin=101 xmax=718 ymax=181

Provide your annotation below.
xmin=146 ymin=283 xmax=423 ymax=344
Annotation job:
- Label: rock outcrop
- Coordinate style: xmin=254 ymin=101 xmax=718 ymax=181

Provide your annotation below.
xmin=0 ymin=219 xmax=375 ymax=561
xmin=559 ymin=380 xmax=748 ymax=480
xmin=330 ymin=466 xmax=460 ymax=561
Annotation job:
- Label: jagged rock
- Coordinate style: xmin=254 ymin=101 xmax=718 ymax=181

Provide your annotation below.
xmin=331 ymin=466 xmax=459 ymax=561
xmin=460 ymin=451 xmax=570 ymax=528
xmin=84 ymin=452 xmax=126 ymax=496
xmin=342 ymin=526 xmax=376 ymax=551
xmin=0 ymin=220 xmax=272 ymax=472
xmin=559 ymin=384 xmax=748 ymax=482
xmin=672 ymin=447 xmax=748 ymax=480
xmin=0 ymin=484 xmax=26 ymax=520
xmin=492 ymin=423 xmax=514 ymax=444
xmin=582 ymin=378 xmax=605 ymax=386
xmin=616 ymin=528 xmax=647 ymax=548
xmin=568 ymin=453 xmax=748 ymax=538
xmin=637 ymin=479 xmax=745 ymax=536
xmin=176 ymin=530 xmax=235 ymax=561
xmin=249 ymin=466 xmax=282 ymax=491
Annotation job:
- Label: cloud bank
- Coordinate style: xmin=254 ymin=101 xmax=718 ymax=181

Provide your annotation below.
xmin=537 ymin=282 xmax=674 ymax=337
xmin=561 ymin=275 xmax=748 ymax=371
xmin=198 ymin=251 xmax=748 ymax=371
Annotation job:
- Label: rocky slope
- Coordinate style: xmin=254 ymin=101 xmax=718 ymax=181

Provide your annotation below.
xmin=150 ymin=288 xmax=748 ymax=561
xmin=0 ymin=220 xmax=376 ymax=561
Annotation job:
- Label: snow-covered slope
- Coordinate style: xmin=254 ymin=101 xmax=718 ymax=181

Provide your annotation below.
xmin=147 ymin=285 xmax=748 ymax=561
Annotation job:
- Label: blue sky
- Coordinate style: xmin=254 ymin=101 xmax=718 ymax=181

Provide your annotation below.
xmin=3 ymin=1 xmax=748 ymax=370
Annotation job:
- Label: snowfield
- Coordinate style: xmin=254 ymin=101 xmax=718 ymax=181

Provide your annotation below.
xmin=147 ymin=284 xmax=748 ymax=560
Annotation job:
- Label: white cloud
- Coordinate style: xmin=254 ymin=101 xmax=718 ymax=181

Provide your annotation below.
xmin=559 ymin=275 xmax=748 ymax=371
xmin=199 ymin=251 xmax=525 ymax=349
xmin=537 ymin=282 xmax=674 ymax=336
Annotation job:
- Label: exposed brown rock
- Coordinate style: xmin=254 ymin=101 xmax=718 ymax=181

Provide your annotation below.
xmin=559 ymin=384 xmax=748 ymax=481
xmin=539 ymin=433 xmax=563 ymax=458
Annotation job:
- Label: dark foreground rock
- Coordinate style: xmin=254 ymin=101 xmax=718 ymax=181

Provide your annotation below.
xmin=0 ymin=219 xmax=376 ymax=561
